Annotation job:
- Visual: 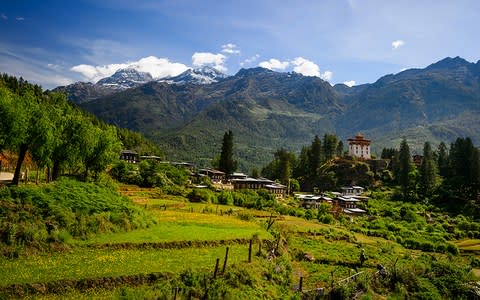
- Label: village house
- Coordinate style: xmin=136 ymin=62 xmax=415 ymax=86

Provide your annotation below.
xmin=348 ymin=133 xmax=371 ymax=159
xmin=297 ymin=194 xmax=333 ymax=209
xmin=120 ymin=150 xmax=139 ymax=163
xmin=341 ymin=186 xmax=365 ymax=196
xmin=198 ymin=168 xmax=226 ymax=183
xmin=231 ymin=177 xmax=287 ymax=198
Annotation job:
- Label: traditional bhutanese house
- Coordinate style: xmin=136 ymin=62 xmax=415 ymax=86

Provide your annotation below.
xmin=198 ymin=168 xmax=226 ymax=183
xmin=230 ymin=172 xmax=248 ymax=180
xmin=140 ymin=155 xmax=162 ymax=161
xmin=120 ymin=150 xmax=139 ymax=163
xmin=298 ymin=194 xmax=333 ymax=209
xmin=348 ymin=133 xmax=371 ymax=159
xmin=341 ymin=186 xmax=365 ymax=196
xmin=231 ymin=177 xmax=287 ymax=198
xmin=333 ymin=196 xmax=366 ymax=215
xmin=171 ymin=162 xmax=196 ymax=171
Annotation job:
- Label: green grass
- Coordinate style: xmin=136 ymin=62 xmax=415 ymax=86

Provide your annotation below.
xmin=455 ymin=239 xmax=480 ymax=251
xmin=0 ymin=245 xmax=250 ymax=286
xmin=73 ymin=211 xmax=271 ymax=245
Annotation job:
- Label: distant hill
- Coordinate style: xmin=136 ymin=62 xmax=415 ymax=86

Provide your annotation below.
xmin=58 ymin=57 xmax=480 ymax=171
xmin=336 ymin=56 xmax=480 ymax=153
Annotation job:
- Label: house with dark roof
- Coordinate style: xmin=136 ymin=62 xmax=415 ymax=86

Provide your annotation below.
xmin=231 ymin=177 xmax=287 ymax=198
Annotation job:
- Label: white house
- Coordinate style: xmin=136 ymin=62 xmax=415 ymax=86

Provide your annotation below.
xmin=348 ymin=133 xmax=371 ymax=159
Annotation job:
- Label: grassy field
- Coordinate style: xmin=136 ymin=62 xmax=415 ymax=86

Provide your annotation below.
xmin=0 ymin=245 xmax=250 ymax=285
xmin=73 ymin=210 xmax=270 ymax=245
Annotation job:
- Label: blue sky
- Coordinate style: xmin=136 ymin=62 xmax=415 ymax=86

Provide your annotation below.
xmin=1 ymin=0 xmax=479 ymax=89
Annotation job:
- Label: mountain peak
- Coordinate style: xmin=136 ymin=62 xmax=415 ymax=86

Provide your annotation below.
xmin=160 ymin=66 xmax=227 ymax=85
xmin=426 ymin=56 xmax=471 ymax=71
xmin=235 ymin=67 xmax=275 ymax=77
xmin=97 ymin=68 xmax=153 ymax=89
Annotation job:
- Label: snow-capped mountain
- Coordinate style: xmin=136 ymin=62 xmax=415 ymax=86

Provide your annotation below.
xmin=97 ymin=68 xmax=153 ymax=90
xmin=161 ymin=66 xmax=227 ymax=85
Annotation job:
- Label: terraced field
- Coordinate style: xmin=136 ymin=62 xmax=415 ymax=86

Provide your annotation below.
xmin=2 ymin=185 xmax=479 ymax=299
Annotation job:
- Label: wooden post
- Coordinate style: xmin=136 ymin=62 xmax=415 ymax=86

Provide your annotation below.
xmin=299 ymin=276 xmax=303 ymax=292
xmin=248 ymin=239 xmax=253 ymax=262
xmin=213 ymin=258 xmax=220 ymax=278
xmin=173 ymin=287 xmax=180 ymax=300
xmin=257 ymin=240 xmax=262 ymax=256
xmin=222 ymin=247 xmax=229 ymax=274
xmin=330 ymin=271 xmax=334 ymax=288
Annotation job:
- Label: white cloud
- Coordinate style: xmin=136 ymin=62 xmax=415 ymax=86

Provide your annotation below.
xmin=392 ymin=40 xmax=405 ymax=49
xmin=259 ymin=58 xmax=289 ymax=70
xmin=16 ymin=16 xmax=24 ymax=21
xmin=221 ymin=43 xmax=240 ymax=55
xmin=192 ymin=52 xmax=227 ymax=72
xmin=240 ymin=54 xmax=260 ymax=67
xmin=130 ymin=56 xmax=189 ymax=78
xmin=321 ymin=70 xmax=333 ymax=81
xmin=70 ymin=56 xmax=189 ymax=83
xmin=291 ymin=57 xmax=320 ymax=77
xmin=343 ymin=80 xmax=356 ymax=87
xmin=1 ymin=13 xmax=7 ymax=20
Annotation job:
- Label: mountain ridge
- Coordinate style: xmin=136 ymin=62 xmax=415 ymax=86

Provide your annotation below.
xmin=58 ymin=56 xmax=480 ymax=171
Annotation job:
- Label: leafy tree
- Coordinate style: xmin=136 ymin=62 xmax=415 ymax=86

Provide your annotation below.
xmin=419 ymin=142 xmax=438 ymax=199
xmin=262 ymin=148 xmax=296 ymax=185
xmin=219 ymin=130 xmax=237 ymax=176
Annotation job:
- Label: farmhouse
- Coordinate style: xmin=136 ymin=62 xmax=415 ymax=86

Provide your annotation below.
xmin=348 ymin=133 xmax=371 ymax=159
xmin=231 ymin=177 xmax=287 ymax=198
xmin=120 ymin=150 xmax=139 ymax=163
xmin=297 ymin=194 xmax=333 ymax=209
xmin=341 ymin=186 xmax=365 ymax=196
xmin=333 ymin=196 xmax=367 ymax=215
xmin=198 ymin=168 xmax=226 ymax=183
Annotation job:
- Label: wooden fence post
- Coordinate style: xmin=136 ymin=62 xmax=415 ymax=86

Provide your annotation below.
xmin=299 ymin=276 xmax=303 ymax=292
xmin=222 ymin=247 xmax=229 ymax=274
xmin=248 ymin=239 xmax=253 ymax=262
xmin=213 ymin=258 xmax=220 ymax=278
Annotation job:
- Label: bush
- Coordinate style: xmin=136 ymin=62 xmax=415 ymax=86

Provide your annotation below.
xmin=0 ymin=178 xmax=155 ymax=252
xmin=187 ymin=188 xmax=217 ymax=203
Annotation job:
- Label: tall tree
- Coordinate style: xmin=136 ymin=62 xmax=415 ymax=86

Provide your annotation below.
xmin=219 ymin=130 xmax=237 ymax=176
xmin=336 ymin=140 xmax=344 ymax=157
xmin=419 ymin=142 xmax=438 ymax=199
xmin=396 ymin=138 xmax=413 ymax=200
xmin=308 ymin=135 xmax=322 ymax=177
xmin=323 ymin=134 xmax=338 ymax=160
xmin=448 ymin=137 xmax=480 ymax=200
xmin=437 ymin=142 xmax=449 ymax=178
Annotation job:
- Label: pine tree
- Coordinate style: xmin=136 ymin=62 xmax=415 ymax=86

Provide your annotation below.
xmin=396 ymin=138 xmax=412 ymax=200
xmin=322 ymin=134 xmax=338 ymax=160
xmin=219 ymin=130 xmax=237 ymax=176
xmin=308 ymin=135 xmax=322 ymax=177
xmin=437 ymin=142 xmax=449 ymax=178
xmin=419 ymin=142 xmax=438 ymax=199
xmin=336 ymin=140 xmax=344 ymax=157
